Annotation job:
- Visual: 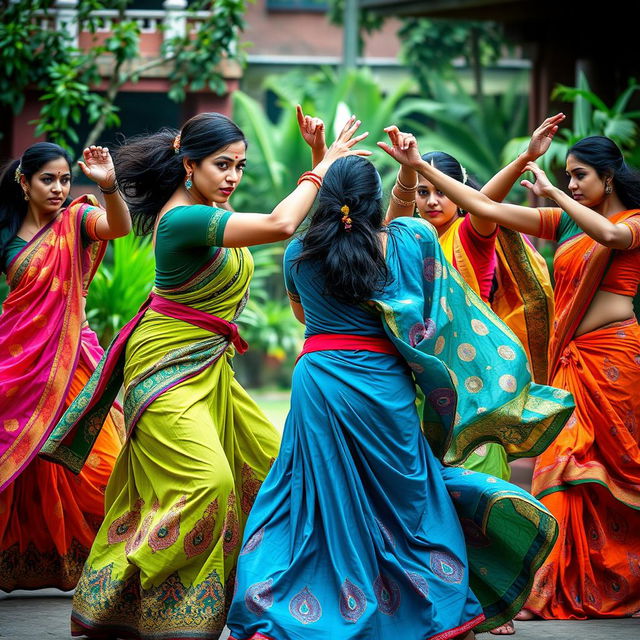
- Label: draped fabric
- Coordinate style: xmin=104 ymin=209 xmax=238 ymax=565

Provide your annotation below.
xmin=526 ymin=209 xmax=640 ymax=618
xmin=227 ymin=218 xmax=572 ymax=640
xmin=0 ymin=196 xmax=123 ymax=590
xmin=438 ymin=217 xmax=554 ymax=479
xmin=43 ymin=218 xmax=281 ymax=639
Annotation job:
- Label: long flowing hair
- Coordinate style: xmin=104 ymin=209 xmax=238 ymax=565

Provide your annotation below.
xmin=115 ymin=112 xmax=247 ymax=235
xmin=295 ymin=156 xmax=389 ymax=304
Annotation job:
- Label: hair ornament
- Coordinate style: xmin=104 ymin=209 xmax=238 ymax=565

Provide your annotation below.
xmin=173 ymin=133 xmax=181 ymax=154
xmin=14 ymin=165 xmax=22 ymax=183
xmin=340 ymin=204 xmax=352 ymax=231
xmin=461 ymin=165 xmax=468 ymax=185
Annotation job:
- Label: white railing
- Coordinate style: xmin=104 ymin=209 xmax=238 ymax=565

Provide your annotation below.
xmin=35 ymin=1 xmax=215 ymax=47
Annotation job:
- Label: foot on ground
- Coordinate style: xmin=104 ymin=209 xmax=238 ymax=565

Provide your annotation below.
xmin=489 ymin=620 xmax=515 ymax=635
xmin=514 ymin=609 xmax=538 ymax=621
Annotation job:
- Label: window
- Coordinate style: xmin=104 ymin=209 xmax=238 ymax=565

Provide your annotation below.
xmin=266 ymin=0 xmax=328 ymax=11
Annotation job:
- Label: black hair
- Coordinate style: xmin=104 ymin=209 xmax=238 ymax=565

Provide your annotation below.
xmin=567 ymin=136 xmax=640 ymax=209
xmin=420 ymin=151 xmax=481 ymax=193
xmin=115 ymin=112 xmax=247 ymax=235
xmin=295 ymin=155 xmax=388 ymax=305
xmin=0 ymin=142 xmax=72 ymax=255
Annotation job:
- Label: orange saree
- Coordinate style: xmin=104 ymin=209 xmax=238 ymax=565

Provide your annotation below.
xmin=0 ymin=196 xmax=124 ymax=591
xmin=526 ymin=208 xmax=640 ymax=618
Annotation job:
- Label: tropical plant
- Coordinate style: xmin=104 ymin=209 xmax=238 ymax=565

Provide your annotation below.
xmin=233 ymin=66 xmax=432 ymax=208
xmin=0 ymin=0 xmax=248 ymax=153
xmin=85 ymin=233 xmax=155 ymax=346
xmin=398 ymin=72 xmax=529 ymax=186
xmin=503 ymin=73 xmax=640 ymax=172
xmin=399 ymin=18 xmax=508 ymax=100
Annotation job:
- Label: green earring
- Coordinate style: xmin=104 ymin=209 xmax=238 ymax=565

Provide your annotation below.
xmin=185 ymin=175 xmax=192 ymax=190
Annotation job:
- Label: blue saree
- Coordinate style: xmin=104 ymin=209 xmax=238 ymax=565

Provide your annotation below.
xmin=227 ymin=218 xmax=574 ymax=639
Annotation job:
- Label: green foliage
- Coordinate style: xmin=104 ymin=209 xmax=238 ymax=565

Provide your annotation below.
xmin=232 ymin=67 xmax=417 ymax=209
xmin=399 ymin=19 xmax=508 ymax=98
xmin=504 ymin=73 xmax=640 ymax=172
xmin=0 ymin=0 xmax=247 ymax=152
xmin=0 ymin=279 xmax=8 ymax=311
xmin=85 ymin=233 xmax=155 ymax=346
xmin=400 ymin=73 xmax=529 ymax=184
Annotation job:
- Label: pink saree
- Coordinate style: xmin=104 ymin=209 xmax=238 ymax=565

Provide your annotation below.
xmin=0 ymin=195 xmax=124 ymax=590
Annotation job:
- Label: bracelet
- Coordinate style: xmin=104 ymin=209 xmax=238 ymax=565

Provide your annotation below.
xmin=390 ymin=191 xmax=415 ymax=208
xmin=297 ymin=171 xmax=323 ymax=189
xmin=99 ymin=181 xmax=119 ymax=194
xmin=395 ymin=175 xmax=418 ymax=192
xmin=298 ymin=175 xmax=322 ymax=190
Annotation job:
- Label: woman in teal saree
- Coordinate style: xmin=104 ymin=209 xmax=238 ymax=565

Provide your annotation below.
xmin=226 ymin=143 xmax=574 ymax=639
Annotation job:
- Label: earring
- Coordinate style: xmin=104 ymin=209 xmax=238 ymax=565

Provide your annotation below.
xmin=24 ymin=191 xmax=29 ymax=201
xmin=605 ymin=181 xmax=612 ymax=195
xmin=185 ymin=173 xmax=193 ymax=190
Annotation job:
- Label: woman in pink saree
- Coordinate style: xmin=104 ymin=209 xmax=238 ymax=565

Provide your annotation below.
xmin=0 ymin=142 xmax=131 ymax=591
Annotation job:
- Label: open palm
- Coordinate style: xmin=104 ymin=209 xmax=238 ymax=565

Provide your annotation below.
xmin=78 ymin=145 xmax=116 ymax=187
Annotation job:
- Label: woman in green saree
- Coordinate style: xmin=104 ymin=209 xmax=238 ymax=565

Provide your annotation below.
xmin=42 ymin=112 xmax=370 ymax=640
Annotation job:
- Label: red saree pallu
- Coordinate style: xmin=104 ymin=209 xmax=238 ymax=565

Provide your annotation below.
xmin=0 ymin=196 xmax=124 ymax=591
xmin=526 ymin=209 xmax=640 ymax=618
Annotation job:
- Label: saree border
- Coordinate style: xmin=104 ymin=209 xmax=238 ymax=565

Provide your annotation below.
xmin=0 ymin=197 xmax=105 ymax=490
xmin=548 ymin=209 xmax=640 ymax=380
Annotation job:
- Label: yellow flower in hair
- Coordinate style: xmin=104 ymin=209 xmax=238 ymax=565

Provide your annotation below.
xmin=340 ymin=205 xmax=350 ymax=215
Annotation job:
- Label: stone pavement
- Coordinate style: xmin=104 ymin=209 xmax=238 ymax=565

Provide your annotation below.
xmin=1 ymin=590 xmax=638 ymax=639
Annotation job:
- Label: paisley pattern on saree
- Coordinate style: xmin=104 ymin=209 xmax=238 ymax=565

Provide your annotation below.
xmin=71 ymin=562 xmax=227 ymax=639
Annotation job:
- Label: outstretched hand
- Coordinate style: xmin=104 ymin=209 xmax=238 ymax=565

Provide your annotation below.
xmin=318 ymin=115 xmax=371 ymax=168
xmin=78 ymin=146 xmax=116 ymax=189
xmin=296 ymin=105 xmax=327 ymax=155
xmin=520 ymin=161 xmax=556 ymax=199
xmin=525 ymin=113 xmax=565 ymax=161
xmin=377 ymin=126 xmax=421 ymax=168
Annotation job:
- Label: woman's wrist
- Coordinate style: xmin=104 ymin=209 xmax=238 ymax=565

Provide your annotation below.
xmin=99 ymin=180 xmax=119 ymax=194
xmin=545 ymin=185 xmax=565 ymax=203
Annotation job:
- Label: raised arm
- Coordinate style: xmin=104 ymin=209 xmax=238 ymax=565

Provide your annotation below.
xmin=79 ymin=146 xmax=132 ymax=239
xmin=296 ymin=105 xmax=328 ymax=168
xmin=382 ymin=126 xmax=419 ymax=223
xmin=378 ymin=130 xmax=544 ymax=237
xmin=482 ymin=113 xmax=565 ymax=202
xmin=521 ymin=162 xmax=635 ymax=249
xmin=222 ymin=115 xmax=371 ymax=247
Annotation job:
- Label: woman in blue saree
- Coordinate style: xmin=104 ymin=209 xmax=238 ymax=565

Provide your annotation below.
xmin=226 ymin=136 xmax=575 ymax=639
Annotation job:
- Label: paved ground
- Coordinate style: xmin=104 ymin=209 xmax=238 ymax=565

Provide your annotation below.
xmin=1 ymin=590 xmax=637 ymax=639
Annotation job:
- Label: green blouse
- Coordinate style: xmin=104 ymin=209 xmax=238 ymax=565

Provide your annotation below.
xmin=154 ymin=205 xmax=233 ymax=287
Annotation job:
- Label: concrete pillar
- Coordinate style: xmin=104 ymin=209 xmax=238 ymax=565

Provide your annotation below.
xmin=163 ymin=0 xmax=188 ymax=42
xmin=55 ymin=0 xmax=79 ymax=47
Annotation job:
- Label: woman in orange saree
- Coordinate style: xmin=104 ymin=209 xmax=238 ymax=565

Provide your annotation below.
xmin=386 ymin=134 xmax=640 ymax=619
xmin=0 ymin=142 xmax=130 ymax=591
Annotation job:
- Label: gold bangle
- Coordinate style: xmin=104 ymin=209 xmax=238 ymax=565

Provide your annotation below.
xmin=390 ymin=191 xmax=415 ymax=208
xmin=395 ymin=175 xmax=418 ymax=192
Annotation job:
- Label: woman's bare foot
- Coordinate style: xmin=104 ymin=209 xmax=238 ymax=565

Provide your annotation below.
xmin=514 ymin=609 xmax=537 ymax=621
xmin=489 ymin=620 xmax=515 ymax=635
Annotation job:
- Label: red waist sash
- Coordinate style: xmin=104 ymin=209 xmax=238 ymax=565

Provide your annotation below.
xmin=149 ymin=294 xmax=248 ymax=354
xmin=297 ymin=333 xmax=400 ymax=363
